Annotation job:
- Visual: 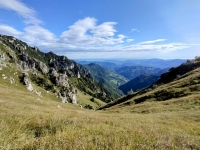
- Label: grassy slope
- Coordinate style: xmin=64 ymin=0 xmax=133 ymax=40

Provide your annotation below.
xmin=1 ymin=78 xmax=200 ymax=149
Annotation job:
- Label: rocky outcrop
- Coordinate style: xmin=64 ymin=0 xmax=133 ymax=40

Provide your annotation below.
xmin=38 ymin=62 xmax=49 ymax=74
xmin=0 ymin=53 xmax=5 ymax=61
xmin=49 ymin=68 xmax=58 ymax=77
xmin=58 ymin=92 xmax=68 ymax=103
xmin=70 ymin=93 xmax=77 ymax=104
xmin=0 ymin=51 xmax=7 ymax=67
xmin=77 ymin=71 xmax=81 ymax=78
xmin=70 ymin=87 xmax=77 ymax=104
xmin=19 ymin=61 xmax=29 ymax=70
xmin=21 ymin=72 xmax=33 ymax=91
xmin=56 ymin=73 xmax=69 ymax=87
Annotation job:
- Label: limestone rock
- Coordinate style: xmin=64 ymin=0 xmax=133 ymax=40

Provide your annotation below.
xmin=49 ymin=68 xmax=58 ymax=77
xmin=56 ymin=74 xmax=69 ymax=87
xmin=0 ymin=53 xmax=5 ymax=62
xmin=39 ymin=62 xmax=49 ymax=74
xmin=21 ymin=73 xmax=33 ymax=91
xmin=19 ymin=61 xmax=29 ymax=71
xmin=59 ymin=92 xmax=68 ymax=103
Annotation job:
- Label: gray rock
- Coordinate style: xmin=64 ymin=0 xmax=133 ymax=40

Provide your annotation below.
xmin=22 ymin=73 xmax=33 ymax=91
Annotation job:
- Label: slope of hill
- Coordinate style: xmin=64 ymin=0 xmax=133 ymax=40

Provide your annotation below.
xmin=1 ymin=70 xmax=200 ymax=149
xmin=115 ymin=66 xmax=161 ymax=80
xmin=83 ymin=63 xmax=128 ymax=97
xmin=0 ymin=34 xmax=117 ymax=105
xmin=119 ymin=74 xmax=159 ymax=94
xmin=99 ymin=57 xmax=200 ymax=110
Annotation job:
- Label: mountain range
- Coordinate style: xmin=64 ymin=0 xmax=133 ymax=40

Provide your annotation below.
xmin=119 ymin=74 xmax=159 ymax=94
xmin=99 ymin=56 xmax=200 ymax=111
xmin=76 ymin=59 xmax=187 ymax=70
xmin=114 ymin=66 xmax=163 ymax=80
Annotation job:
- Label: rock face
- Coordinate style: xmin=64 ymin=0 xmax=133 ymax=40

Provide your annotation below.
xmin=59 ymin=92 xmax=68 ymax=103
xmin=71 ymin=93 xmax=77 ymax=104
xmin=0 ymin=53 xmax=5 ymax=61
xmin=0 ymin=52 xmax=6 ymax=67
xmin=21 ymin=73 xmax=33 ymax=91
xmin=56 ymin=73 xmax=69 ymax=87
xmin=39 ymin=62 xmax=49 ymax=74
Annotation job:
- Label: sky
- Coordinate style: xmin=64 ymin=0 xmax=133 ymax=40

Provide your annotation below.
xmin=0 ymin=0 xmax=200 ymax=60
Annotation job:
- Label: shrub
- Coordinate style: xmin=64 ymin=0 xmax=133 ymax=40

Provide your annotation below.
xmin=90 ymin=97 xmax=95 ymax=102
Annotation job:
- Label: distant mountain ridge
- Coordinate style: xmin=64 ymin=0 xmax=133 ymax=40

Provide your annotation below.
xmin=76 ymin=59 xmax=187 ymax=70
xmin=114 ymin=66 xmax=161 ymax=80
xmin=119 ymin=74 xmax=159 ymax=94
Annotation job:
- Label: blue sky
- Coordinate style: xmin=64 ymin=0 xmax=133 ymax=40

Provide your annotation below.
xmin=0 ymin=0 xmax=199 ymax=60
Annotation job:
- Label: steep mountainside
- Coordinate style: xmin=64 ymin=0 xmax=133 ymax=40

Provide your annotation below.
xmin=114 ymin=66 xmax=161 ymax=80
xmin=99 ymin=57 xmax=200 ymax=110
xmin=119 ymin=74 xmax=159 ymax=94
xmin=0 ymin=34 xmax=116 ymax=106
xmin=83 ymin=63 xmax=128 ymax=97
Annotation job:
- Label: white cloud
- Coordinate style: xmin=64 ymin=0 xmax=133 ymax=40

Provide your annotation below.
xmin=126 ymin=43 xmax=189 ymax=52
xmin=0 ymin=0 xmax=57 ymax=47
xmin=138 ymin=39 xmax=167 ymax=45
xmin=0 ymin=0 xmax=42 ymax=25
xmin=0 ymin=24 xmax=22 ymax=36
xmin=92 ymin=22 xmax=117 ymax=37
xmin=130 ymin=28 xmax=139 ymax=32
xmin=126 ymin=39 xmax=134 ymax=42
xmin=24 ymin=26 xmax=56 ymax=41
xmin=60 ymin=17 xmax=126 ymax=46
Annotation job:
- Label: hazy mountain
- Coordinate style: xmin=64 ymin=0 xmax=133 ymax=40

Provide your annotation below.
xmin=114 ymin=66 xmax=161 ymax=80
xmin=77 ymin=60 xmax=118 ymax=70
xmin=77 ymin=59 xmax=187 ymax=70
xmin=119 ymin=74 xmax=159 ymax=94
xmin=119 ymin=59 xmax=187 ymax=69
